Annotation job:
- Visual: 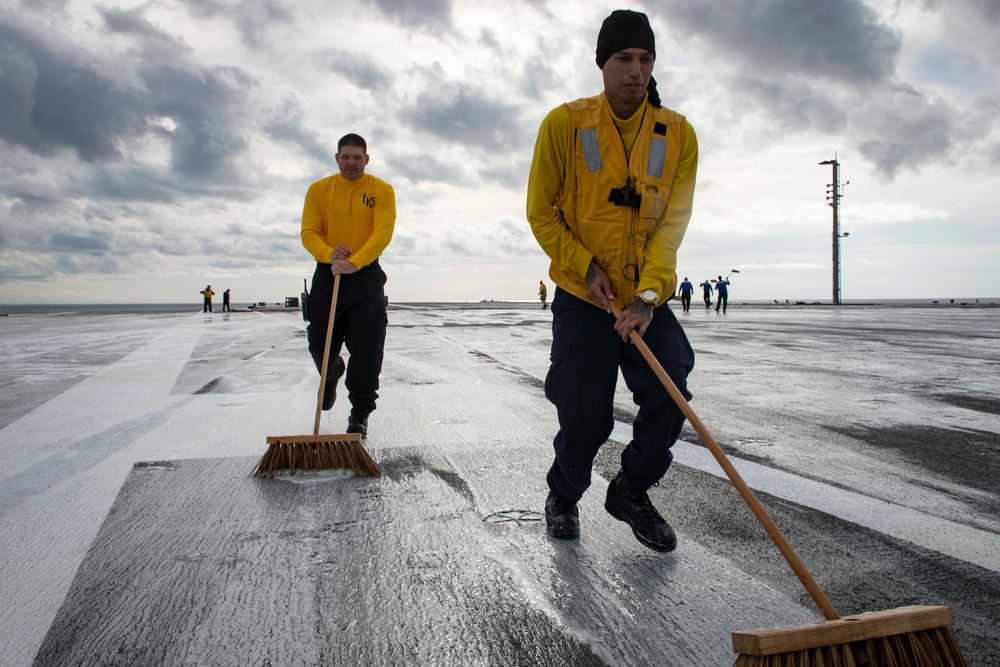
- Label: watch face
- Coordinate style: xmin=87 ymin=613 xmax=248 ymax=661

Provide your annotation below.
xmin=642 ymin=290 xmax=657 ymax=302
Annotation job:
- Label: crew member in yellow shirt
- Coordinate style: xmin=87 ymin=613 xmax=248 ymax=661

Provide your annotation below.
xmin=200 ymin=285 xmax=215 ymax=312
xmin=301 ymin=133 xmax=396 ymax=438
xmin=526 ymin=10 xmax=698 ymax=551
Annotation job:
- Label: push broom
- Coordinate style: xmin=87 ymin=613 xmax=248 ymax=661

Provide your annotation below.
xmin=610 ymin=301 xmax=967 ymax=666
xmin=253 ymin=274 xmax=381 ymax=478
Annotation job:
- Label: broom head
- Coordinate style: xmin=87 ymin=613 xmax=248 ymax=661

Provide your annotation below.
xmin=253 ymin=432 xmax=381 ymax=477
xmin=732 ymin=605 xmax=967 ymax=666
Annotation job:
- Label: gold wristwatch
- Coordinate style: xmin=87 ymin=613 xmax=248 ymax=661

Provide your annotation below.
xmin=636 ymin=289 xmax=658 ymax=305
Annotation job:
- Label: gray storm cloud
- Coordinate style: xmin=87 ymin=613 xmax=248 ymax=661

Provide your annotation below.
xmin=651 ymin=0 xmax=985 ymax=178
xmin=656 ymin=0 xmax=901 ymax=86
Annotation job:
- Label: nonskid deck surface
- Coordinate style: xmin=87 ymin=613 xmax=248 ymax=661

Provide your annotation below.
xmin=2 ymin=305 xmax=998 ymax=666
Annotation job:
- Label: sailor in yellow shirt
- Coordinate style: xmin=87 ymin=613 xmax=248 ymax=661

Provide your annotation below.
xmin=301 ymin=133 xmax=396 ymax=438
xmin=538 ymin=280 xmax=548 ymax=309
xmin=200 ymin=285 xmax=215 ymax=312
xmin=526 ymin=10 xmax=698 ymax=552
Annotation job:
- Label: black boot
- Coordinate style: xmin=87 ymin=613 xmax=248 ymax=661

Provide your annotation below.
xmin=347 ymin=411 xmax=369 ymax=439
xmin=545 ymin=491 xmax=579 ymax=539
xmin=605 ymin=469 xmax=677 ymax=552
xmin=322 ymin=380 xmax=337 ymax=411
xmin=321 ymin=359 xmax=346 ymax=411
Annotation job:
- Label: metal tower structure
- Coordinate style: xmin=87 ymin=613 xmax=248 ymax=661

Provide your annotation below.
xmin=819 ymin=157 xmax=848 ymax=304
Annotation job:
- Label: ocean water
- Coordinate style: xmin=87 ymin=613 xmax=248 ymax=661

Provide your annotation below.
xmin=2 ymin=297 xmax=998 ymax=316
xmin=0 ymin=303 xmax=201 ymax=315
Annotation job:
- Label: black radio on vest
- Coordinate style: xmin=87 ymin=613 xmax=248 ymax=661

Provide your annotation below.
xmin=608 ymin=180 xmax=641 ymax=207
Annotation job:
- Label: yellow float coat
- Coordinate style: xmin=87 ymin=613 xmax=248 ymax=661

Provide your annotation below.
xmin=526 ymin=93 xmax=698 ymax=310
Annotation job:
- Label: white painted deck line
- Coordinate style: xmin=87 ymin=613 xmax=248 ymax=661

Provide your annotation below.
xmin=610 ymin=420 xmax=1000 ymax=574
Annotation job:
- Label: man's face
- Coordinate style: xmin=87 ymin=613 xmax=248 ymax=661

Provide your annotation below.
xmin=335 ymin=145 xmax=369 ymax=181
xmin=601 ymin=47 xmax=655 ymax=116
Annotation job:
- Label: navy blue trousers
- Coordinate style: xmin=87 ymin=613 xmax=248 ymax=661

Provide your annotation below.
xmin=306 ymin=261 xmax=388 ymax=417
xmin=544 ymin=288 xmax=695 ymax=502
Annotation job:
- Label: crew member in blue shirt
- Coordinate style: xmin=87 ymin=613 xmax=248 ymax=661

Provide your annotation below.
xmin=715 ymin=275 xmax=731 ymax=313
xmin=678 ymin=277 xmax=694 ymax=313
xmin=699 ymin=279 xmax=713 ymax=309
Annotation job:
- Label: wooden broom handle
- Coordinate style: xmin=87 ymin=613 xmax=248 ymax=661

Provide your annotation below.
xmin=313 ymin=273 xmax=341 ymax=436
xmin=611 ymin=302 xmax=841 ymax=621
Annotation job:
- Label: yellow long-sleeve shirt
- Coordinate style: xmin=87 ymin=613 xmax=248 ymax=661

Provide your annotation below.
xmin=526 ymin=93 xmax=698 ymax=308
xmin=301 ymin=172 xmax=396 ymax=269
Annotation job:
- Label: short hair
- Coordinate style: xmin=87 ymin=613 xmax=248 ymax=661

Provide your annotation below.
xmin=338 ymin=133 xmax=367 ymax=154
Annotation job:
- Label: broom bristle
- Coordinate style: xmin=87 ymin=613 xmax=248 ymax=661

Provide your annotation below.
xmin=732 ymin=606 xmax=968 ymax=667
xmin=734 ymin=628 xmax=967 ymax=666
xmin=252 ymin=434 xmax=381 ymax=477
xmin=734 ymin=643 xmax=855 ymax=667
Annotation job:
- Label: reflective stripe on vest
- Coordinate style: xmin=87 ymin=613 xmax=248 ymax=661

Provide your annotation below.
xmin=580 ymin=128 xmax=602 ymax=172
xmin=647 ymin=137 xmax=667 ymax=178
xmin=581 ymin=129 xmax=666 ymax=178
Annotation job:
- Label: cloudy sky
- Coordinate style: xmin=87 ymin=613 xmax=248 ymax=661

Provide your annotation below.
xmin=1 ymin=0 xmax=998 ymax=305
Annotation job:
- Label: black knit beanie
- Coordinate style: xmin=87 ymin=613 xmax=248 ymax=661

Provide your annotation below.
xmin=595 ymin=9 xmax=661 ymax=107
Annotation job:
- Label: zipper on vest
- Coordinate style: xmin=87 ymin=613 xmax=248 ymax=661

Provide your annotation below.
xmin=615 ymin=117 xmax=642 ymax=294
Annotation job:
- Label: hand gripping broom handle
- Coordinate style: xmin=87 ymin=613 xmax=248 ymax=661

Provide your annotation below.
xmin=611 ymin=303 xmax=841 ymax=621
xmin=313 ymin=273 xmax=341 ymax=436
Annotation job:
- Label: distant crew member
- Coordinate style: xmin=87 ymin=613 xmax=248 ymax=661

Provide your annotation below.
xmin=699 ymin=279 xmax=713 ymax=308
xmin=223 ymin=289 xmax=231 ymax=312
xmin=678 ymin=277 xmax=693 ymax=313
xmin=715 ymin=275 xmax=730 ymax=313
xmin=200 ymin=285 xmax=215 ymax=312
xmin=539 ymin=280 xmax=549 ymax=309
